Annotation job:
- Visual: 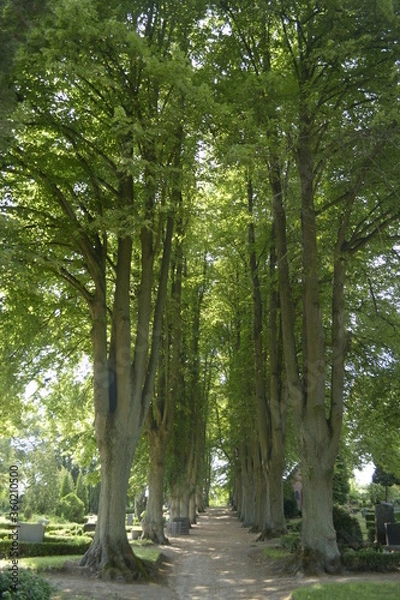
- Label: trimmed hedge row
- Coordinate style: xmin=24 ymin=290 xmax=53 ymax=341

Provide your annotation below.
xmin=45 ymin=524 xmax=85 ymax=536
xmin=343 ymin=548 xmax=400 ymax=572
xmin=0 ymin=537 xmax=91 ymax=558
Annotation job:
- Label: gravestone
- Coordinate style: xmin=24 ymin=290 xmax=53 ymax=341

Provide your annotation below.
xmin=131 ymin=528 xmax=141 ymax=540
xmin=375 ymin=502 xmax=395 ymax=544
xmin=172 ymin=517 xmax=190 ymax=535
xmin=385 ymin=522 xmax=400 ymax=548
xmin=18 ymin=523 xmax=45 ymax=543
xmin=127 ymin=513 xmax=133 ymax=526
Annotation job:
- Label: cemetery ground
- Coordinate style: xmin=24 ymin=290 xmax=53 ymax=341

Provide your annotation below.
xmin=2 ymin=507 xmax=399 ymax=600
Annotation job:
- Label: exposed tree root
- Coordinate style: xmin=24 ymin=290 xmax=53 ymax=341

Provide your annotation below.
xmin=256 ymin=525 xmax=287 ymax=541
xmin=141 ymin=525 xmax=170 ymax=546
xmin=79 ymin=539 xmax=150 ymax=581
xmin=291 ymin=546 xmax=342 ymax=576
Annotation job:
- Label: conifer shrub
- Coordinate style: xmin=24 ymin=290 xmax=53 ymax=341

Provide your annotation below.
xmin=333 ymin=505 xmax=363 ymax=550
xmin=57 ymin=493 xmax=85 ymax=523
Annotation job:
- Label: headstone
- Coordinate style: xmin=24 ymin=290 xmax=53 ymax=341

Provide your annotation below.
xmin=18 ymin=523 xmax=45 ymax=543
xmin=171 ymin=521 xmax=181 ymax=535
xmin=375 ymin=502 xmax=395 ymax=544
xmin=172 ymin=517 xmax=190 ymax=535
xmin=131 ymin=528 xmax=141 ymax=540
xmin=127 ymin=513 xmax=133 ymax=526
xmin=385 ymin=522 xmax=400 ymax=548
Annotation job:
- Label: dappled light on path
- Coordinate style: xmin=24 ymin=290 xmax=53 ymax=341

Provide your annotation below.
xmin=165 ymin=507 xmax=304 ymax=599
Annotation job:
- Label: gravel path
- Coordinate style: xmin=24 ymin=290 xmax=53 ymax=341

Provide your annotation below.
xmin=47 ymin=507 xmax=400 ymax=599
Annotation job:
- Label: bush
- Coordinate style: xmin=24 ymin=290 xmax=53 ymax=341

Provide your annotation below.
xmin=0 ymin=568 xmax=53 ymax=599
xmin=342 ymin=548 xmax=400 ymax=572
xmin=284 ymin=497 xmax=301 ymax=519
xmin=23 ymin=507 xmax=33 ymax=521
xmin=280 ymin=531 xmax=301 ymax=553
xmin=57 ymin=493 xmax=85 ymax=524
xmin=333 ymin=505 xmax=363 ymax=550
xmin=0 ymin=537 xmax=91 ymax=558
xmin=287 ymin=520 xmax=302 ymax=533
xmin=45 ymin=523 xmax=84 ymax=536
xmin=367 ymin=526 xmax=375 ymax=543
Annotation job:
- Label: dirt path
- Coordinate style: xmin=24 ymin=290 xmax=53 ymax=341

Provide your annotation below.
xmin=47 ymin=507 xmax=400 ymax=599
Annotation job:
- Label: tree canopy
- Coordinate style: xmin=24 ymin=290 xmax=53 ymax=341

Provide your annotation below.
xmin=1 ymin=0 xmax=399 ymax=577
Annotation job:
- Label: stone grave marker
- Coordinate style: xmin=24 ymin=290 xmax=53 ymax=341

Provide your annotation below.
xmin=385 ymin=522 xmax=400 ymax=549
xmin=375 ymin=502 xmax=395 ymax=544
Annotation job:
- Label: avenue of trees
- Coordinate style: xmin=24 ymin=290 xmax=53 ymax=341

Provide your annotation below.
xmin=1 ymin=0 xmax=399 ymax=578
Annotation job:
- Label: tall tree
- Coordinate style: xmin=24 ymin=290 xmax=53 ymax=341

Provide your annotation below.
xmin=142 ymin=212 xmax=184 ymax=544
xmin=212 ymin=0 xmax=400 ymax=572
xmin=271 ymin=0 xmax=400 ymax=572
xmin=1 ymin=0 xmax=204 ymax=579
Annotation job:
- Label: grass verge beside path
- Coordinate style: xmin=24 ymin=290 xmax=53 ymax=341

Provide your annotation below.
xmin=0 ymin=544 xmax=161 ymax=573
xmin=291 ymin=581 xmax=400 ymax=599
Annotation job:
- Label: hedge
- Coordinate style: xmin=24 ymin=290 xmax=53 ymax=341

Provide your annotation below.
xmin=343 ymin=548 xmax=400 ymax=572
xmin=0 ymin=537 xmax=91 ymax=558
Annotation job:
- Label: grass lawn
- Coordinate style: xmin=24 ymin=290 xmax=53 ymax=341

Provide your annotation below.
xmin=0 ymin=555 xmax=83 ymax=572
xmin=263 ymin=546 xmax=293 ymax=560
xmin=0 ymin=543 xmax=161 ymax=573
xmin=291 ymin=581 xmax=400 ymax=599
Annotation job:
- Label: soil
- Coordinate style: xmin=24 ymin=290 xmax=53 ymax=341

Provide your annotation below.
xmin=46 ymin=507 xmax=400 ymax=599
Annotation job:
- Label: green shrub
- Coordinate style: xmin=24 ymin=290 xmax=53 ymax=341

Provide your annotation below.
xmin=280 ymin=531 xmax=301 ymax=553
xmin=0 ymin=537 xmax=91 ymax=558
xmin=0 ymin=528 xmax=10 ymax=539
xmin=342 ymin=548 xmax=400 ymax=572
xmin=284 ymin=497 xmax=301 ymax=519
xmin=367 ymin=526 xmax=375 ymax=543
xmin=0 ymin=568 xmax=53 ymax=599
xmin=23 ymin=507 xmax=33 ymax=521
xmin=333 ymin=505 xmax=363 ymax=550
xmin=45 ymin=523 xmax=84 ymax=536
xmin=57 ymin=493 xmax=85 ymax=524
xmin=287 ymin=520 xmax=302 ymax=533
xmin=364 ymin=512 xmax=375 ymax=524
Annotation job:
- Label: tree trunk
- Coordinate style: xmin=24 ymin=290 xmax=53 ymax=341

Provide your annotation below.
xmin=143 ymin=215 xmax=182 ymax=543
xmin=272 ymin=157 xmax=342 ymax=573
xmin=238 ymin=442 xmax=256 ymax=527
xmin=253 ymin=443 xmax=266 ymax=533
xmin=169 ymin=479 xmax=191 ymax=521
xmin=80 ymin=237 xmax=149 ymax=579
xmin=297 ymin=113 xmax=341 ymax=573
xmin=80 ymin=207 xmax=173 ymax=577
xmin=80 ymin=424 xmax=147 ymax=580
xmin=248 ymin=176 xmax=286 ymax=539
xmin=300 ymin=458 xmax=338 ymax=573
xmin=141 ymin=430 xmax=169 ymax=544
